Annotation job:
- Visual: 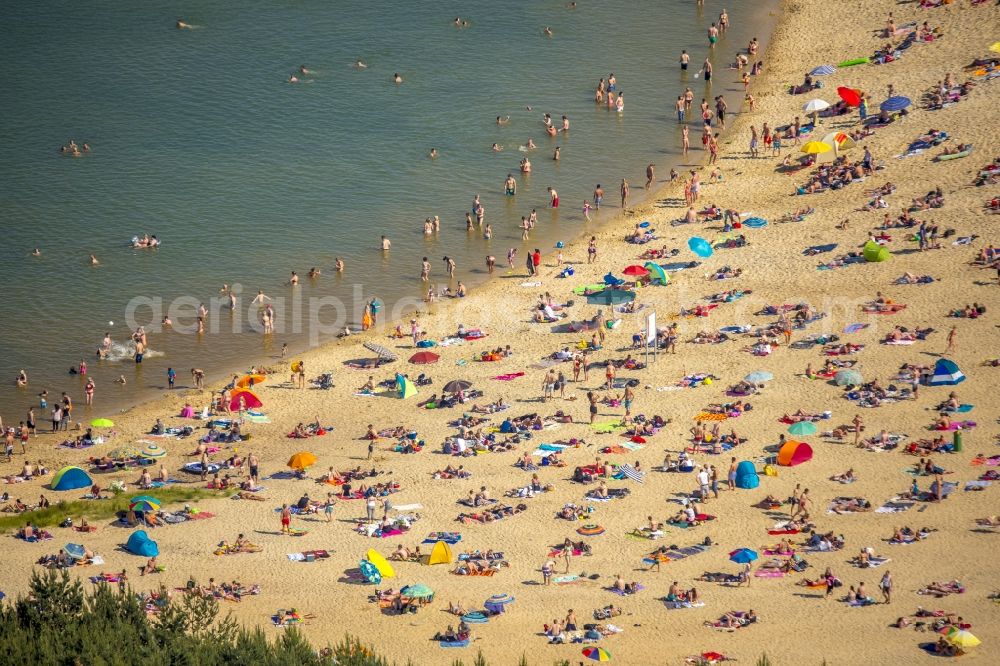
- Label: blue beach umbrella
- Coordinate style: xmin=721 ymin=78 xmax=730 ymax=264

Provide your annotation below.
xmin=928 ymin=358 xmax=965 ymax=386
xmin=879 ymin=96 xmax=911 ymax=112
xmin=742 ymin=217 xmax=768 ymax=229
xmin=359 ymin=559 xmax=382 ymax=584
xmin=64 ymin=543 xmax=86 ymax=560
xmin=835 ymin=369 xmax=863 ymax=386
xmin=729 ymin=548 xmax=758 ymax=564
xmin=688 ymin=237 xmax=713 ymax=258
xmin=810 ymin=65 xmax=836 ymax=76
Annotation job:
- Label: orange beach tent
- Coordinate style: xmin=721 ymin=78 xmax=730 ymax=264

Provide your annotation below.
xmin=777 ymin=441 xmax=813 ymax=467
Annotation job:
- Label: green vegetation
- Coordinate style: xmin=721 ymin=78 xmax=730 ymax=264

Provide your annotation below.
xmin=0 ymin=486 xmax=231 ymax=533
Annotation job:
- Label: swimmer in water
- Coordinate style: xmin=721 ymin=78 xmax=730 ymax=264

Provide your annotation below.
xmin=176 ymin=19 xmax=192 ymax=29
xmin=393 ymin=73 xmax=403 ymax=84
xmin=115 ymin=375 xmax=127 ymax=385
xmin=491 ymin=143 xmax=503 ymax=152
xmin=89 ymin=254 xmax=99 ymax=265
xmin=288 ymin=74 xmax=299 ymax=83
xmin=553 ymin=146 xmax=560 ymax=161
xmin=354 ymin=60 xmax=367 ymax=69
xmin=526 ymin=138 xmax=536 ymax=150
xmin=429 ymin=148 xmax=439 ymax=158
xmin=543 ymin=27 xmax=553 ymax=36
xmin=31 ymin=248 xmax=41 ymax=256
xmin=381 ymin=235 xmax=391 ymax=251
xmin=496 ymin=116 xmax=510 ymax=125
xmin=308 ymin=267 xmax=321 ymax=278
xmin=299 ymin=65 xmax=311 ymax=75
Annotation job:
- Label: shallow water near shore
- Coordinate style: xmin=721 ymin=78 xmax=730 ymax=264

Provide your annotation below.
xmin=0 ymin=0 xmax=777 ymax=418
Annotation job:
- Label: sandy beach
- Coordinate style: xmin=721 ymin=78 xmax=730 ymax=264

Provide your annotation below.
xmin=3 ymin=1 xmax=1000 ymax=664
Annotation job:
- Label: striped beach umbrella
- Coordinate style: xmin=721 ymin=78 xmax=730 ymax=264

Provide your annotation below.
xmin=583 ymin=647 xmax=611 ymax=661
xmin=810 ymin=65 xmax=836 ymax=76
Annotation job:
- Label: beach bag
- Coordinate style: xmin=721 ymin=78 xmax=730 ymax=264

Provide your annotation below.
xmin=763 ymin=464 xmax=778 ymax=477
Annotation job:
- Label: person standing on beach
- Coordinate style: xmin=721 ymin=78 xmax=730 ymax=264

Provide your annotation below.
xmin=945 ymin=326 xmax=957 ymax=354
xmin=676 ymin=96 xmax=686 ymax=123
xmin=645 ymin=164 xmax=655 ymax=190
xmin=420 ymin=257 xmax=430 ymax=282
xmin=507 ymin=247 xmax=517 ymax=269
xmin=587 ymin=391 xmax=598 ymax=424
xmin=526 ymin=253 xmax=535 ymax=277
xmin=486 ymin=255 xmax=495 ymax=274
xmin=593 ymin=184 xmax=604 ymax=210
xmin=167 ymin=367 xmax=176 ymax=389
xmin=727 ymin=457 xmax=738 ymax=490
xmin=680 ymin=50 xmax=690 ymax=71
xmin=682 ymin=125 xmax=690 ymax=156
xmin=620 ymin=179 xmax=629 ymax=208
xmin=715 ymin=95 xmax=727 ymax=130
xmin=280 ymin=504 xmax=291 ymax=534
xmin=749 ymin=125 xmax=759 ymax=158
xmin=708 ymin=23 xmax=718 ymax=48
xmin=703 ymin=59 xmax=713 ymax=83
xmin=880 ymin=571 xmax=892 ymax=604
xmin=709 ymin=133 xmax=720 ymax=165
xmin=587 ymin=237 xmax=597 ymax=264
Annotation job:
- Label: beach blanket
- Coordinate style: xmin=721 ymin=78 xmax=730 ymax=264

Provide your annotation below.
xmin=663 ymin=600 xmax=706 ymax=609
xmin=552 ymin=575 xmax=581 ymax=585
xmin=286 ymin=550 xmax=331 ymax=562
xmin=491 ymin=372 xmax=524 ymax=381
xmin=874 ymin=498 xmax=914 ymax=514
xmin=423 ymin=532 xmax=461 ymax=545
xmin=607 ymin=584 xmax=645 ymax=596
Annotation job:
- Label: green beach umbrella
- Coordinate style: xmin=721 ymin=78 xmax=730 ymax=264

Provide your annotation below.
xmin=400 ymin=584 xmax=434 ymax=599
xmin=788 ymin=421 xmax=818 ymax=436
xmin=91 ymin=418 xmax=115 ymax=428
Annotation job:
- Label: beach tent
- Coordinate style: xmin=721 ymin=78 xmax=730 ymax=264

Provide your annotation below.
xmin=817 ymin=131 xmax=857 ymax=163
xmin=777 ymin=441 xmax=813 ymax=467
xmin=862 ymin=240 xmax=891 ymax=262
xmin=643 ymin=262 xmax=669 ymax=285
xmin=929 ymin=359 xmax=965 ymax=386
xmin=125 ymin=530 xmax=159 ymax=557
xmin=229 ymin=388 xmax=262 ymax=411
xmin=734 ymin=461 xmax=759 ymax=489
xmin=365 ymin=548 xmax=395 ymax=577
xmin=51 ymin=466 xmax=92 ymax=491
xmin=396 ymin=373 xmax=417 ymax=399
xmin=427 ymin=540 xmax=453 ymax=565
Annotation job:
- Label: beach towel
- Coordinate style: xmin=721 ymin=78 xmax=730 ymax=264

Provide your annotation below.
xmin=663 ymin=600 xmax=706 ymax=609
xmin=754 ymin=570 xmax=785 ymax=578
xmin=847 ymin=598 xmax=877 ymax=607
xmin=607 ymin=584 xmax=645 ymax=596
xmin=875 ymin=499 xmax=914 ymax=514
xmin=491 ymin=372 xmax=524 ymax=381
xmin=843 ymin=323 xmax=869 ymax=334
xmin=552 ymin=575 xmax=581 ymax=585
xmin=391 ymin=503 xmax=423 ymax=512
xmin=440 ymin=639 xmax=470 ymax=648
xmin=964 ymin=480 xmax=991 ymax=491
xmin=423 ymin=532 xmax=461 ymax=545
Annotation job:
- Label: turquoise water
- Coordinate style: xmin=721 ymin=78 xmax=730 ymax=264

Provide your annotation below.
xmin=0 ymin=0 xmax=775 ymax=419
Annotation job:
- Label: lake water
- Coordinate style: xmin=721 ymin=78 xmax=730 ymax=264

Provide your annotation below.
xmin=0 ymin=0 xmax=777 ymax=420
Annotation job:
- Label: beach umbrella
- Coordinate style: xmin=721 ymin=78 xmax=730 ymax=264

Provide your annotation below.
xmin=228 ymin=389 xmax=262 ymax=411
xmin=582 ymin=647 xmax=611 ymax=662
xmin=744 ymin=371 xmax=773 ymax=383
xmin=443 ymin=379 xmax=472 ymax=393
xmin=945 ymin=628 xmax=981 ymax=649
xmin=991 ymin=42 xmax=1000 ymax=54
xmin=358 ymin=559 xmax=382 ymax=585
xmin=801 ymin=140 xmax=832 ymax=155
xmin=810 ymin=64 xmax=836 ymax=76
xmin=130 ymin=494 xmax=159 ymax=505
xmin=929 ymin=359 xmax=965 ymax=386
xmin=64 ymin=543 xmax=86 ymax=560
xmin=688 ymin=237 xmax=713 ymax=258
xmin=622 ymin=265 xmax=649 ymax=277
xmin=802 ymin=99 xmax=830 ymax=114
xmin=587 ymin=290 xmax=635 ymax=306
xmin=236 ymin=374 xmax=266 ymax=388
xmin=90 ymin=418 xmax=114 ymax=428
xmin=400 ymin=583 xmax=434 ymax=599
xmin=817 ymin=131 xmax=857 ymax=163
xmin=880 ymin=96 xmax=911 ymax=112
xmin=484 ymin=593 xmax=515 ymax=614
xmin=107 ymin=444 xmax=141 ymax=460
xmin=837 ymin=86 xmax=862 ymax=107
xmin=643 ymin=262 xmax=669 ymax=285
xmin=788 ymin=421 xmax=818 ymax=436
xmin=129 ymin=498 xmax=160 ymax=513
xmin=287 ymin=451 xmax=317 ymax=470
xmin=863 ymin=241 xmax=890 ymax=262
xmin=408 ymin=351 xmax=439 ymax=365
xmin=835 ymin=369 xmax=863 ymax=386
xmin=729 ymin=548 xmax=758 ymax=564
xmin=140 ymin=443 xmax=167 ymax=459
xmin=363 ymin=341 xmax=398 ymax=361
xmin=743 ymin=217 xmax=768 ymax=229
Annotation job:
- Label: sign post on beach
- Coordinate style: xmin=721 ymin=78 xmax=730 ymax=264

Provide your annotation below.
xmin=645 ymin=311 xmax=657 ymax=364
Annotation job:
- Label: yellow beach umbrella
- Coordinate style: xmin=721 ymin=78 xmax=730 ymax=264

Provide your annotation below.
xmin=990 ymin=41 xmax=1000 ymax=54
xmin=801 ymin=141 xmax=832 ymax=155
xmin=236 ymin=374 xmax=266 ymax=388
xmin=946 ymin=629 xmax=981 ymax=649
xmin=91 ymin=418 xmax=115 ymax=428
xmin=287 ymin=451 xmax=317 ymax=470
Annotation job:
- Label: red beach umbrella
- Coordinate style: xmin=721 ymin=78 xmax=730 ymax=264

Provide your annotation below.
xmin=836 ymin=86 xmax=862 ymax=107
xmin=622 ymin=265 xmax=650 ymax=277
xmin=408 ymin=351 xmax=440 ymax=364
